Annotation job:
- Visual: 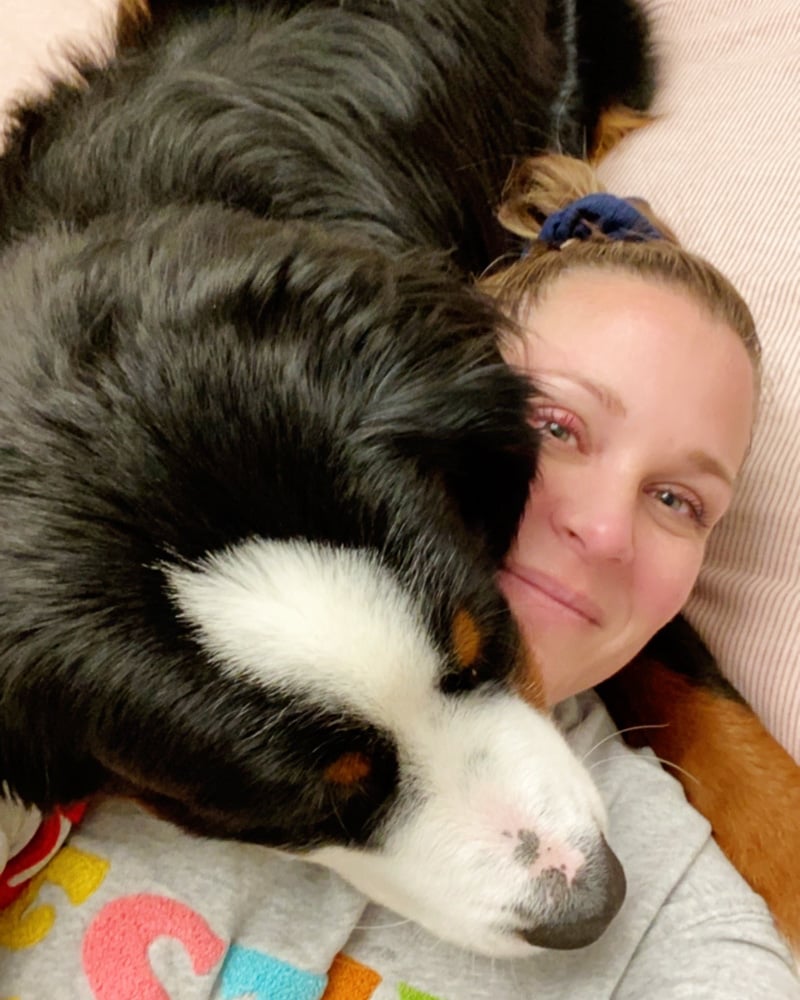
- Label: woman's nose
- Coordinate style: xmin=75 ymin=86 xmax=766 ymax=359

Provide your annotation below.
xmin=555 ymin=485 xmax=636 ymax=564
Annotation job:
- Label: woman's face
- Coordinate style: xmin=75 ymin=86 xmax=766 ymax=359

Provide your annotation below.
xmin=497 ymin=270 xmax=755 ymax=706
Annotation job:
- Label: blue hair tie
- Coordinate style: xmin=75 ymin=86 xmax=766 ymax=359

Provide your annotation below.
xmin=538 ymin=192 xmax=663 ymax=245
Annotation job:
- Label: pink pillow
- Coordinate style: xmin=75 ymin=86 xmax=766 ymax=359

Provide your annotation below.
xmin=0 ymin=0 xmax=117 ymax=146
xmin=599 ymin=0 xmax=800 ymax=762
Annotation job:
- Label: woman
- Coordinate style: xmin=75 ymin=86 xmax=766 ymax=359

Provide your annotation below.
xmin=485 ymin=154 xmax=760 ymax=706
xmin=487 ymin=156 xmax=800 ymax=965
xmin=1 ymin=159 xmax=796 ymax=998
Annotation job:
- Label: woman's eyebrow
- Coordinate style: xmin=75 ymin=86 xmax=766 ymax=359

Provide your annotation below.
xmin=687 ymin=450 xmax=735 ymax=488
xmin=538 ymin=370 xmax=627 ymax=418
xmin=532 ymin=364 xmax=737 ymax=487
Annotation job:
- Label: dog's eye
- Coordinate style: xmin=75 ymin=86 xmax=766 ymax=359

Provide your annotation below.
xmin=319 ymin=745 xmax=399 ymax=844
xmin=440 ymin=663 xmax=486 ymax=695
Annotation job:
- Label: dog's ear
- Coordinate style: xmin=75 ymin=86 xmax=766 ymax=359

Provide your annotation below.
xmin=379 ymin=368 xmax=538 ymax=560
xmin=345 ymin=282 xmax=539 ymax=562
xmin=191 ymin=226 xmax=540 ymax=562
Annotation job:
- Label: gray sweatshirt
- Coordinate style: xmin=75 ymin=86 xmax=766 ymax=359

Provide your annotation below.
xmin=1 ymin=693 xmax=797 ymax=998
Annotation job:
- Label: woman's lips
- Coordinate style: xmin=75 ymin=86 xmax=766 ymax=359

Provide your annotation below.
xmin=499 ymin=566 xmax=603 ymax=626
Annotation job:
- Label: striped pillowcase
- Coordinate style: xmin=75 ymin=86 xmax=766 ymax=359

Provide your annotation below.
xmin=598 ymin=0 xmax=800 ymax=762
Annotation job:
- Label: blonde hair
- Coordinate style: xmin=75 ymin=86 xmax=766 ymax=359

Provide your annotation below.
xmin=482 ymin=155 xmax=761 ymax=392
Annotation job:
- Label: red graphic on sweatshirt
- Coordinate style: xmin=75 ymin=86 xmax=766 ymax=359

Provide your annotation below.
xmin=0 ymin=802 xmax=87 ymax=909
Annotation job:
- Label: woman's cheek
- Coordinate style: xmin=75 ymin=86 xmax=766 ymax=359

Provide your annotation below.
xmin=640 ymin=542 xmax=705 ymax=630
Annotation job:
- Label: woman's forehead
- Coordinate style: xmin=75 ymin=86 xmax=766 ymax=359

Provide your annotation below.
xmin=513 ymin=270 xmax=746 ymax=366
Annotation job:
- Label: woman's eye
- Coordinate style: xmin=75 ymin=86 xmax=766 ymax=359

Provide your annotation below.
xmin=652 ymin=488 xmax=706 ymax=526
xmin=541 ymin=420 xmax=574 ymax=443
xmin=531 ymin=406 xmax=582 ymax=448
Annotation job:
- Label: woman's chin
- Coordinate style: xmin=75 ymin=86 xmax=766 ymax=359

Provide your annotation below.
xmin=498 ymin=570 xmax=629 ymax=703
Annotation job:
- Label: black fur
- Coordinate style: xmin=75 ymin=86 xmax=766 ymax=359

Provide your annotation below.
xmin=0 ymin=0 xmax=652 ymax=846
xmin=0 ymin=208 xmax=530 ymax=838
xmin=641 ymin=615 xmax=747 ymax=703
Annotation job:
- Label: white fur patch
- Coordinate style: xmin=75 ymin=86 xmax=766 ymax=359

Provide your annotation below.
xmin=164 ymin=538 xmax=437 ymax=726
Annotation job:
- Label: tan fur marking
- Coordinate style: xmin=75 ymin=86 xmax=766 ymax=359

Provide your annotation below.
xmin=451 ymin=608 xmax=482 ymax=669
xmin=514 ymin=646 xmax=546 ymax=711
xmin=590 ymin=104 xmax=654 ymax=163
xmin=602 ymin=660 xmax=800 ymax=952
xmin=115 ymin=0 xmax=151 ymax=48
xmin=324 ymin=752 xmax=372 ymax=786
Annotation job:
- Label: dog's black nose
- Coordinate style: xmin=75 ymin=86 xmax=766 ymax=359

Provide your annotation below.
xmin=519 ymin=836 xmax=626 ymax=950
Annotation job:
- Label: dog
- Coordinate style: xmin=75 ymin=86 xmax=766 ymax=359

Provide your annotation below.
xmin=0 ymin=0 xmax=657 ymax=956
xmin=118 ymin=0 xmax=800 ymax=961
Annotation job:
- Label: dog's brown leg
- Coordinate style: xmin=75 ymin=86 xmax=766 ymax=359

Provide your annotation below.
xmin=599 ymin=620 xmax=800 ymax=955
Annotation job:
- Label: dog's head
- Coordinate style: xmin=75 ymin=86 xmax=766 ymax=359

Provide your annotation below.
xmin=0 ymin=206 xmax=623 ymax=956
